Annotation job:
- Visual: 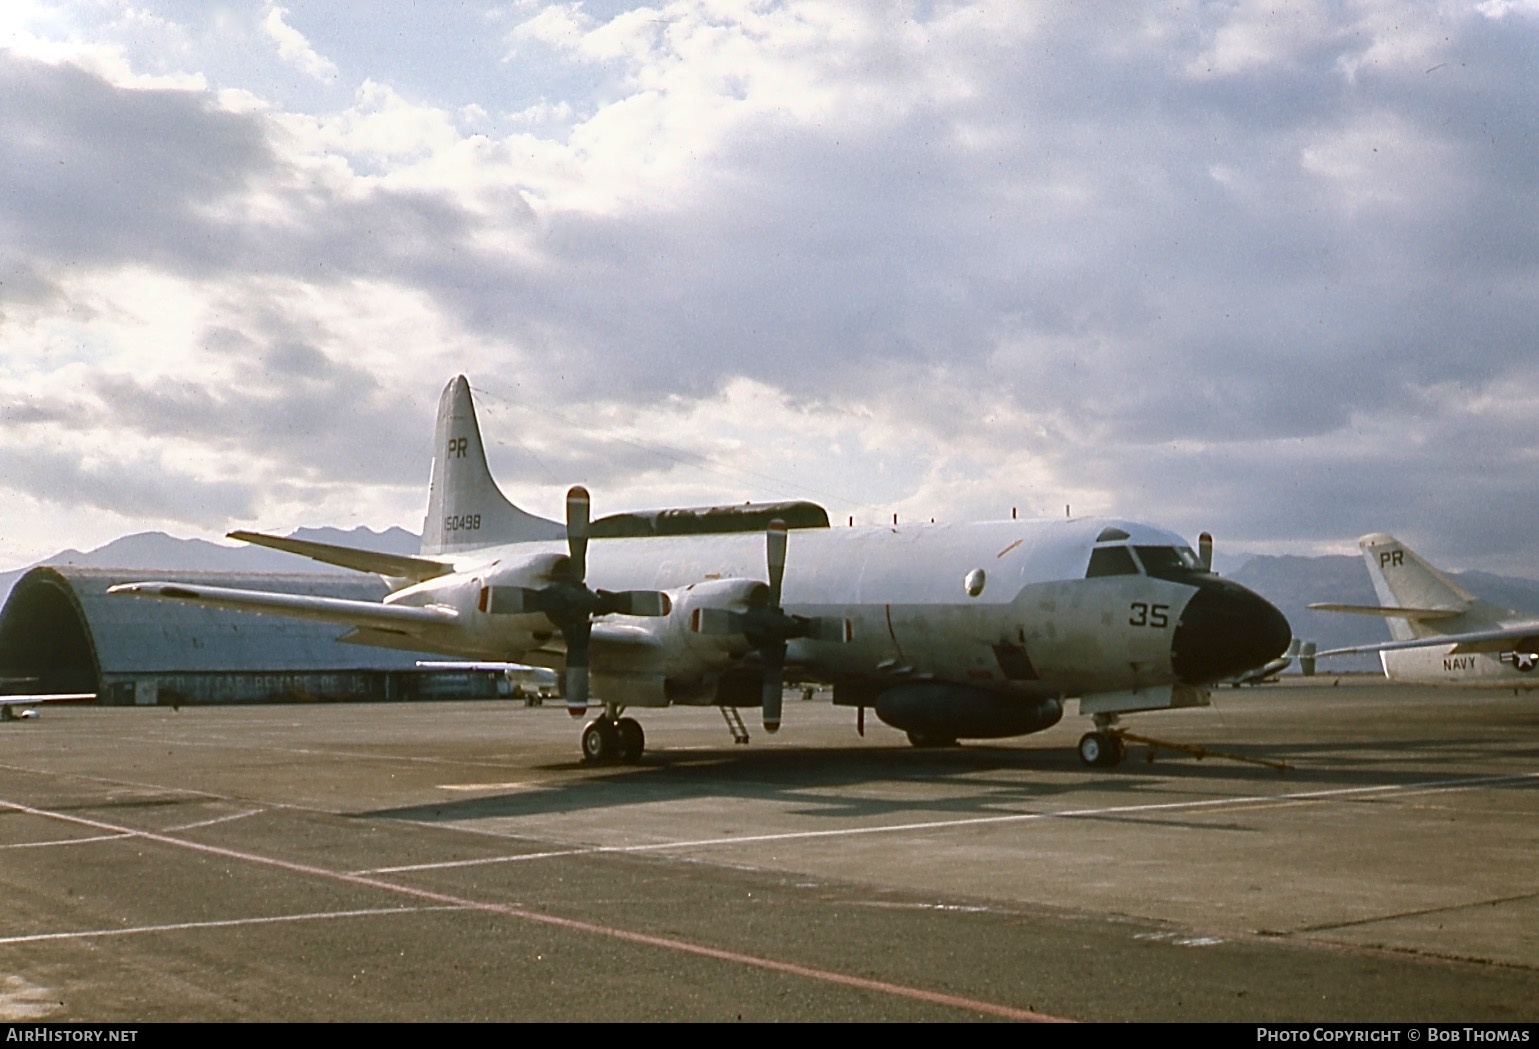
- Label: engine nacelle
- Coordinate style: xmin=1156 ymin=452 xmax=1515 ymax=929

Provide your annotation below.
xmin=384 ymin=553 xmax=566 ymax=656
xmin=873 ymin=683 xmax=1063 ymax=740
xmin=666 ymin=578 xmax=765 ymax=666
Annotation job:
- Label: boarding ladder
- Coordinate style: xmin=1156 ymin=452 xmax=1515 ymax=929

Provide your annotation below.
xmin=720 ymin=706 xmax=750 ymax=745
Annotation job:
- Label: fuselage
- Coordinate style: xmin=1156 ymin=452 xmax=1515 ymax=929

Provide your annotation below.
xmin=1381 ymin=647 xmax=1539 ymax=688
xmin=387 ymin=515 xmax=1290 ymax=706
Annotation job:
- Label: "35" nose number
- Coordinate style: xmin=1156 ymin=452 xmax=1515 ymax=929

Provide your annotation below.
xmin=1129 ymin=602 xmax=1170 ymax=628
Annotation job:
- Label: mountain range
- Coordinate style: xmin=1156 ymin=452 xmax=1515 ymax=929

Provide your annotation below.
xmin=0 ymin=527 xmax=420 ymax=604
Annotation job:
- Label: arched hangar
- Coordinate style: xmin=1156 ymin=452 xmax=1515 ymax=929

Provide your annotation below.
xmin=0 ymin=567 xmax=498 ymax=706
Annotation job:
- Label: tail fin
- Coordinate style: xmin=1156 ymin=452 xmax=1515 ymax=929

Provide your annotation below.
xmin=420 ymin=376 xmax=564 ymax=556
xmin=1358 ymin=533 xmax=1510 ymax=641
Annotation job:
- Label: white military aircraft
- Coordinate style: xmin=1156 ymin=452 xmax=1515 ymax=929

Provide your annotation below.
xmin=111 ymin=376 xmax=1290 ymax=767
xmin=1309 ymin=533 xmax=1539 ymax=689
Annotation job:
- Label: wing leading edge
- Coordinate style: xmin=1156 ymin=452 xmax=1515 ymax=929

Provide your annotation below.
xmin=107 ymin=582 xmax=459 ymax=631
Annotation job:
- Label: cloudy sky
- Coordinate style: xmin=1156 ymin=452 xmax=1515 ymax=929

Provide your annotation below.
xmin=2 ymin=1 xmax=1537 ymax=576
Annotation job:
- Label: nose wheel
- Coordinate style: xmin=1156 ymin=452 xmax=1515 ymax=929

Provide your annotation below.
xmin=581 ymin=716 xmax=645 ymax=764
xmin=1078 ymin=730 xmax=1127 ymax=767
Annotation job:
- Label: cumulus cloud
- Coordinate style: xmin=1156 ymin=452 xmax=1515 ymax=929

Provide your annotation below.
xmin=261 ymin=5 xmax=337 ymax=82
xmin=0 ymin=1 xmax=1537 ymax=580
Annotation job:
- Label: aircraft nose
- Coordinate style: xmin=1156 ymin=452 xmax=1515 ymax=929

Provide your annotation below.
xmin=1171 ymin=578 xmax=1291 ymax=685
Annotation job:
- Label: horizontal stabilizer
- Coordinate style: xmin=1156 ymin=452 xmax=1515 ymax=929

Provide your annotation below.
xmin=1317 ymin=622 xmax=1539 ymax=658
xmin=229 ymin=531 xmax=452 ymax=581
xmin=1306 ymin=602 xmax=1463 ymax=620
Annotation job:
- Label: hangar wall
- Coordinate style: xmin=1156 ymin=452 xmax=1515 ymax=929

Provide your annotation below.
xmin=0 ymin=567 xmax=501 ymax=706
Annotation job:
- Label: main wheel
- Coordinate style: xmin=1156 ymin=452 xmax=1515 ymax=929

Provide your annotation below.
xmin=582 ymin=719 xmax=619 ymax=763
xmin=906 ymin=731 xmax=958 ymax=748
xmin=615 ymin=717 xmax=645 ymax=763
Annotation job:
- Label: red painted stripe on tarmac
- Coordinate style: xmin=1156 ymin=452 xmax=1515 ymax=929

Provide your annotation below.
xmin=3 ymin=797 xmax=1071 ymax=1023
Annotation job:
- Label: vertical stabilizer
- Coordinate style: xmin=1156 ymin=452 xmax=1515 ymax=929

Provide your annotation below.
xmin=421 ymin=376 xmax=564 ymax=556
xmin=1358 ymin=533 xmax=1508 ymax=641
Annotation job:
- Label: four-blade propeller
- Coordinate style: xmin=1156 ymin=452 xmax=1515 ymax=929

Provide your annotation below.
xmin=692 ymin=519 xmax=850 ymax=731
xmin=485 ymin=487 xmax=671 ymax=714
xmin=485 ymin=491 xmax=847 ymax=730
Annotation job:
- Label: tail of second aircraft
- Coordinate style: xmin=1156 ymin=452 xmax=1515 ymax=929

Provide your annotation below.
xmin=420 ymin=376 xmax=565 ymax=556
xmin=1358 ymin=533 xmax=1512 ymax=641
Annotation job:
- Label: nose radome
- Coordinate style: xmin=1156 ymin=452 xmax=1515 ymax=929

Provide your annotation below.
xmin=1171 ymin=578 xmax=1292 ymax=685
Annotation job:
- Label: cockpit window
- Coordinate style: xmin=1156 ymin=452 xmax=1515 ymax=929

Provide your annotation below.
xmin=1086 ymin=546 xmax=1139 ymax=578
xmin=1095 ymin=526 xmax=1131 ymax=542
xmin=1133 ymin=545 xmax=1206 ymax=581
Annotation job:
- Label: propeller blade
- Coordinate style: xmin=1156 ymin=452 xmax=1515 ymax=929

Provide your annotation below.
xmin=567 ymin=486 xmax=590 ymax=583
xmin=761 ymin=641 xmax=785 ymax=732
xmin=766 ymin=519 xmax=787 ymax=609
xmin=484 ymin=586 xmax=545 ymax=615
xmin=1198 ymin=531 xmax=1213 ymax=572
xmin=691 ymin=607 xmax=748 ymax=636
xmin=561 ymin=619 xmax=591 ymax=715
xmin=564 ymin=674 xmax=588 ymax=717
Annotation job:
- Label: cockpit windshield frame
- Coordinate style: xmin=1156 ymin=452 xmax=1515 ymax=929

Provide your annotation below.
xmin=1132 ymin=545 xmax=1207 ymax=581
xmin=1085 ymin=544 xmax=1208 ymax=581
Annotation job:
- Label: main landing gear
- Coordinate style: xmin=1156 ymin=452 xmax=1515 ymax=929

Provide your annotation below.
xmin=581 ymin=714 xmax=645 ymax=765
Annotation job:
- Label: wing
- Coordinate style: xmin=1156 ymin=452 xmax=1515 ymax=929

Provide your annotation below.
xmin=1 ymin=693 xmax=94 ymax=719
xmin=509 ymin=622 xmax=666 ymax=683
xmin=515 ymin=622 xmax=664 ymax=667
xmin=1316 ymin=622 xmax=1539 ymax=658
xmin=416 ymin=661 xmax=552 ymax=671
xmin=108 ymin=581 xmax=459 ymax=632
xmin=1306 ymin=602 xmax=1463 ymax=620
xmin=228 ymin=530 xmax=452 ymax=581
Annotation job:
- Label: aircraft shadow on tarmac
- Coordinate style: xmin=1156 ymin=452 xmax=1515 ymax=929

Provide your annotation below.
xmin=362 ymin=742 xmax=1156 ymax=825
xmin=358 ymin=731 xmax=1539 ymax=827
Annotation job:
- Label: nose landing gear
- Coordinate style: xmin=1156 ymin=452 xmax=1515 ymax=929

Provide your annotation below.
xmin=1077 ymin=715 xmax=1291 ymax=772
xmin=1078 ymin=729 xmax=1127 ymax=767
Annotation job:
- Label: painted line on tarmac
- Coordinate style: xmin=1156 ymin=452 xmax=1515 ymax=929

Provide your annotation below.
xmin=164 ymin=808 xmax=267 ymax=832
xmin=361 ymin=769 xmax=1539 ymax=875
xmin=0 ymin=906 xmax=466 ymax=945
xmin=0 ymin=796 xmax=1068 ymax=1024
xmin=0 ymin=833 xmax=134 ymax=851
